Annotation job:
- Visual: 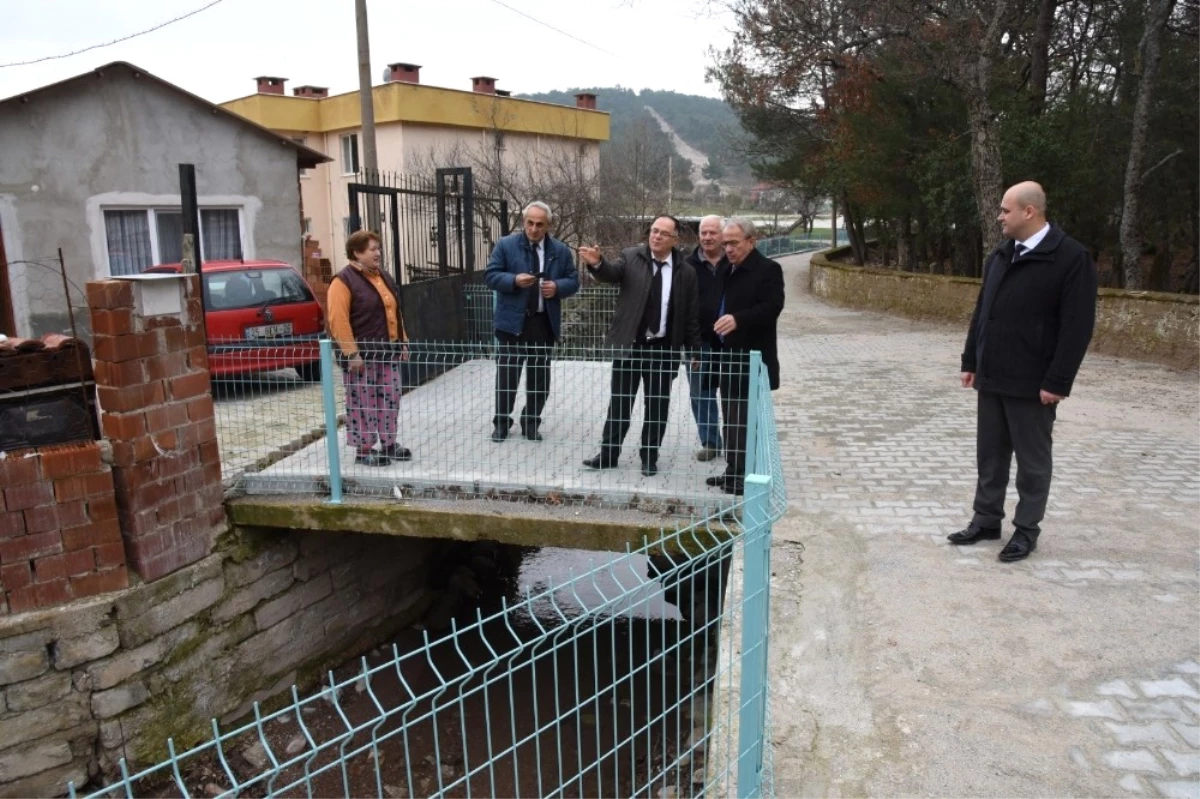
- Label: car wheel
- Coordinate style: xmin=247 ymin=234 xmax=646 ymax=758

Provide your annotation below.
xmin=296 ymin=360 xmax=321 ymax=382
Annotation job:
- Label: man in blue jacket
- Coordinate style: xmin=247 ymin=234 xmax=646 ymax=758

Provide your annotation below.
xmin=949 ymin=181 xmax=1097 ymax=562
xmin=484 ymin=201 xmax=579 ymax=442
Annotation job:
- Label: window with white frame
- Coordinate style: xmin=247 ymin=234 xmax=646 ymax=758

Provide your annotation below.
xmin=292 ymin=136 xmax=310 ymax=177
xmin=340 ymin=133 xmax=359 ymax=175
xmin=102 ymin=207 xmax=243 ymax=275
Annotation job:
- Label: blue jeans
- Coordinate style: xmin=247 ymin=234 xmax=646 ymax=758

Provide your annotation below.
xmin=688 ymin=345 xmax=723 ymax=449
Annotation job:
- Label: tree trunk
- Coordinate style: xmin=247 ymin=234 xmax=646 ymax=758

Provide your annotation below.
xmin=1120 ymin=0 xmax=1177 ymax=290
xmin=842 ymin=193 xmax=867 ymax=265
xmin=1029 ymin=0 xmax=1057 ymax=113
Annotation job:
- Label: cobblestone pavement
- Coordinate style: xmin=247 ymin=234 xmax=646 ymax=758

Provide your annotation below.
xmin=768 ymin=253 xmax=1199 ymax=798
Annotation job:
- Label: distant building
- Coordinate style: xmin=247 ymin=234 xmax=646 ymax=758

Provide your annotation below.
xmin=221 ymin=65 xmax=610 ymax=277
xmin=0 ymin=62 xmax=327 ymax=338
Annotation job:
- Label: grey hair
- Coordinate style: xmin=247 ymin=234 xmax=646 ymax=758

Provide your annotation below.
xmin=725 ymin=217 xmax=757 ymax=239
xmin=699 ymin=214 xmax=725 ymax=228
xmin=522 ymin=201 xmax=554 ymax=224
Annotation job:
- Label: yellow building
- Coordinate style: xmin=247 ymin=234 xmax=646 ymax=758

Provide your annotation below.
xmin=221 ymin=65 xmax=609 ymax=279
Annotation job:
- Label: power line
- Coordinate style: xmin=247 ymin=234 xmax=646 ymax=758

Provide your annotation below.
xmin=0 ymin=0 xmax=228 ymax=68
xmin=486 ymin=0 xmax=615 ymax=56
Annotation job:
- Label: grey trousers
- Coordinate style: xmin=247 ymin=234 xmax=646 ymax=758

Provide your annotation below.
xmin=970 ymin=390 xmax=1057 ymax=536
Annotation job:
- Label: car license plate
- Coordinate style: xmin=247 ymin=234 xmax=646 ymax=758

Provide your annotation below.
xmin=245 ymin=322 xmax=293 ymax=340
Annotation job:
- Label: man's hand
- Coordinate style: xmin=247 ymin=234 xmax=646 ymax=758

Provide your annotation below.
xmin=961 ymin=372 xmax=974 ymax=388
xmin=691 ymin=358 xmax=700 ymax=371
xmin=714 ymin=314 xmax=738 ymax=337
xmin=349 ymin=354 xmax=365 ymax=374
xmin=578 ymin=245 xmax=602 ymax=267
xmin=514 ymin=273 xmax=536 ymax=288
xmin=541 ymin=280 xmax=557 ymax=298
xmin=1040 ymin=389 xmax=1064 ymax=405
xmin=400 ymin=344 xmax=410 ymax=363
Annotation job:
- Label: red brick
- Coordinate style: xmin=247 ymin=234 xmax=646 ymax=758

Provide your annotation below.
xmin=168 ymin=372 xmax=211 ymax=401
xmin=61 ymin=521 xmax=121 ymax=551
xmin=101 ymin=412 xmax=147 ymax=441
xmin=163 ymin=327 xmax=186 ymax=353
xmin=83 ymin=471 xmax=115 ymax=497
xmin=97 ymin=381 xmax=166 ymax=414
xmin=5 ymin=482 xmax=54 ymax=512
xmin=0 ymin=511 xmax=24 ymax=539
xmin=0 ymin=452 xmax=41 ymax=487
xmin=22 ymin=505 xmax=59 ymax=534
xmin=94 ymin=358 xmax=148 ymax=389
xmin=89 ymin=496 xmax=119 ymax=522
xmin=90 ymin=307 xmax=135 ymax=336
xmin=56 ymin=471 xmax=114 ymax=502
xmin=187 ymin=345 xmax=209 ymax=371
xmin=1 ymin=562 xmax=32 ymax=591
xmin=0 ymin=531 xmax=63 ymax=564
xmin=63 ymin=547 xmax=96 ymax=576
xmin=86 ymin=281 xmax=134 ymax=311
xmin=155 ymin=499 xmax=182 ymax=526
xmin=185 ymin=297 xmax=203 ymax=322
xmin=145 ymin=352 xmax=190 ymax=382
xmin=127 ymin=529 xmax=171 ymax=563
xmin=71 ymin=566 xmax=128 ymax=598
xmin=7 ymin=585 xmax=36 ymax=614
xmin=120 ymin=506 xmax=160 ymax=538
xmin=92 ymin=333 xmax=140 ymax=364
xmin=39 ymin=443 xmax=103 ymax=480
xmin=110 ymin=435 xmax=160 ymax=468
xmin=32 ymin=553 xmax=67 ymax=583
xmin=186 ymin=395 xmax=215 ymax=422
xmin=142 ymin=313 xmax=182 ymax=331
xmin=199 ymin=440 xmax=220 ymax=466
xmin=33 ymin=578 xmax=73 ymax=608
xmin=57 ymin=501 xmax=89 ymax=529
xmin=94 ymin=542 xmax=125 ymax=569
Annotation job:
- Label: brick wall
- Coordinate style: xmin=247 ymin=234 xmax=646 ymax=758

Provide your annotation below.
xmin=87 ymin=276 xmax=225 ymax=582
xmin=0 ymin=442 xmax=128 ymax=615
xmin=0 ymin=527 xmax=436 ymax=797
xmin=809 ymin=248 xmax=1200 ymax=371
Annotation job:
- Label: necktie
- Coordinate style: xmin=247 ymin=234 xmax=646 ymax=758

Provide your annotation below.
xmin=526 ymin=244 xmax=541 ymax=313
xmin=1013 ymin=244 xmax=1027 ymax=262
xmin=641 ymin=260 xmax=665 ymax=338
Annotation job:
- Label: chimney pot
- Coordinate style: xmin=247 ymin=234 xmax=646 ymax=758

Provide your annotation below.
xmin=471 ymin=76 xmax=497 ymax=95
xmin=255 ymin=76 xmax=288 ymax=95
xmin=387 ymin=63 xmax=421 ymax=84
xmin=574 ymin=92 xmax=597 ymax=110
xmin=292 ymin=85 xmax=328 ymax=98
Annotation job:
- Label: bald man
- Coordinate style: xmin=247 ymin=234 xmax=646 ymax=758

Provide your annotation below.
xmin=948 ymin=181 xmax=1097 ymax=562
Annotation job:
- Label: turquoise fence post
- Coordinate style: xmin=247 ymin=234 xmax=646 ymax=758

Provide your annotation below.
xmin=744 ymin=351 xmax=762 ymax=480
xmin=319 ymin=338 xmax=343 ymax=504
xmin=737 ymin=473 xmax=772 ymax=798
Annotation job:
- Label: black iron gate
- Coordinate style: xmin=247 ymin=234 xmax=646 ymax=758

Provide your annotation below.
xmin=348 ymin=167 xmax=509 ymax=285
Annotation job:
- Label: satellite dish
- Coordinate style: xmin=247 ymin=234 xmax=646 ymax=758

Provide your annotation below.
xmin=380 ymin=67 xmax=391 ymax=84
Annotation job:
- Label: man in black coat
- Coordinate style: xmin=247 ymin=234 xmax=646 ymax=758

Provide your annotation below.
xmin=707 ymin=217 xmax=785 ymax=495
xmin=578 ymin=215 xmax=702 ymax=476
xmin=949 ymin=181 xmax=1097 ymax=562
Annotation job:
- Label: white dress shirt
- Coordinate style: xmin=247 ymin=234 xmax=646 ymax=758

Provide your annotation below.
xmin=647 ymin=252 xmax=673 ymax=339
xmin=1015 ymin=223 xmax=1050 ymax=256
xmin=531 ymin=239 xmax=544 ymax=313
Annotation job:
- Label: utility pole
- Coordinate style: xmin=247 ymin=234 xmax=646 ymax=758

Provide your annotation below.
xmin=355 ymin=0 xmax=381 ymax=232
xmin=667 ymin=157 xmax=673 ymax=215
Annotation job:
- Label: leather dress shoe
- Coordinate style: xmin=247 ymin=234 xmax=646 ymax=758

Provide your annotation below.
xmin=491 ymin=424 xmax=510 ymax=442
xmin=722 ymin=479 xmax=744 ymax=496
xmin=583 ymin=454 xmax=617 ymax=470
xmin=383 ymin=444 xmax=412 ymax=462
xmin=706 ymin=475 xmax=727 ymax=487
xmin=354 ymin=452 xmax=390 ymax=467
xmin=522 ymin=427 xmax=543 ymax=442
xmin=641 ymin=462 xmax=658 ymax=477
xmin=946 ymin=526 xmax=1002 ymax=545
xmin=998 ymin=531 xmax=1038 ymax=562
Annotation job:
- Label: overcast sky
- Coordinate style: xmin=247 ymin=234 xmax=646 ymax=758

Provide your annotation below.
xmin=0 ymin=0 xmax=735 ymax=104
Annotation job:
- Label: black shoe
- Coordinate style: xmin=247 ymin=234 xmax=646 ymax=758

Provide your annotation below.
xmin=998 ymin=531 xmax=1038 ymax=562
xmin=706 ymin=475 xmax=729 ymax=487
xmin=722 ymin=479 xmax=744 ymax=496
xmin=641 ymin=462 xmax=658 ymax=477
xmin=383 ymin=444 xmax=412 ymax=462
xmin=354 ymin=452 xmax=390 ymax=467
xmin=522 ymin=427 xmax=543 ymax=442
xmin=491 ymin=423 xmax=510 ymax=442
xmin=946 ymin=526 xmax=1002 ymax=545
xmin=583 ymin=454 xmax=618 ymax=470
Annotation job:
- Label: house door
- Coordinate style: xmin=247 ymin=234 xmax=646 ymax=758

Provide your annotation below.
xmin=0 ymin=219 xmax=15 ymax=336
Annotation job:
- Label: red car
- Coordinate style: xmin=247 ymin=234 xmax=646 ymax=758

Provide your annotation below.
xmin=144 ymin=260 xmax=325 ymax=381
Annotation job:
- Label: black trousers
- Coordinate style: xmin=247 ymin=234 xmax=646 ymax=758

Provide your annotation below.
xmin=494 ymin=313 xmax=554 ymax=430
xmin=716 ymin=349 xmax=752 ymax=480
xmin=971 ymin=390 xmax=1057 ymax=535
xmin=599 ymin=340 xmax=678 ymax=465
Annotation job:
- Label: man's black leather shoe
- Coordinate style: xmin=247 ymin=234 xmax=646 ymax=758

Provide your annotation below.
xmin=354 ymin=452 xmax=390 ymax=467
xmin=998 ymin=531 xmax=1038 ymax=562
xmin=946 ymin=526 xmax=1002 ymax=545
xmin=706 ymin=475 xmax=727 ymax=487
xmin=641 ymin=462 xmax=658 ymax=477
xmin=583 ymin=454 xmax=617 ymax=470
xmin=491 ymin=424 xmax=509 ymax=442
xmin=522 ymin=428 xmax=543 ymax=442
xmin=722 ymin=479 xmax=744 ymax=496
xmin=383 ymin=444 xmax=412 ymax=462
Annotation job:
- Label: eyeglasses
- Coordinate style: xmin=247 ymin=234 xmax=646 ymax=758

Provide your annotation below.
xmin=649 ymin=228 xmax=677 ymax=238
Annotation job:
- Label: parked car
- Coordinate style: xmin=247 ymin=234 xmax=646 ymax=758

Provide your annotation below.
xmin=143 ymin=260 xmax=325 ymax=381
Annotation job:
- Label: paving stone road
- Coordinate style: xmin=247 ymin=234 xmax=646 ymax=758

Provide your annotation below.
xmin=767 ymin=253 xmax=1199 ymax=798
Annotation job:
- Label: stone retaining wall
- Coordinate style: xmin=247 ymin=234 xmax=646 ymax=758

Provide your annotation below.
xmin=809 ymin=248 xmax=1199 ymax=371
xmin=0 ymin=526 xmax=434 ymax=797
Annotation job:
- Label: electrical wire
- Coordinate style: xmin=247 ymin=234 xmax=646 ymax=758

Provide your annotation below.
xmin=485 ymin=0 xmax=615 ymax=55
xmin=0 ymin=0 xmax=228 ymax=68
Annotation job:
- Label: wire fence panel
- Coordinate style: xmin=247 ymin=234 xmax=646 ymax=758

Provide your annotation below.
xmin=754 ymin=236 xmax=840 ymax=259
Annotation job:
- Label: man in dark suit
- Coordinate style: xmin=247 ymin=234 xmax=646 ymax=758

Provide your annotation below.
xmin=949 ymin=181 xmax=1097 ymax=562
xmin=708 ymin=217 xmax=785 ymax=495
xmin=484 ymin=201 xmax=579 ymax=442
xmin=578 ymin=215 xmax=701 ymax=476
